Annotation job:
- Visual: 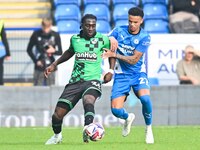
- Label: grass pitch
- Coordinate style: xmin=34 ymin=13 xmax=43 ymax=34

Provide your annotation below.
xmin=0 ymin=126 xmax=199 ymax=150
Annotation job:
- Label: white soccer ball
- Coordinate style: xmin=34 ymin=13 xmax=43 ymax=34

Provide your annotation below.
xmin=85 ymin=122 xmax=105 ymax=141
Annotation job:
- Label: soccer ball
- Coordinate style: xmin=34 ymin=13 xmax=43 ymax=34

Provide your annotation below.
xmin=85 ymin=122 xmax=105 ymax=141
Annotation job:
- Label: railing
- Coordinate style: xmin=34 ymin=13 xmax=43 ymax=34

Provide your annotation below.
xmin=4 ymin=29 xmax=35 ymax=82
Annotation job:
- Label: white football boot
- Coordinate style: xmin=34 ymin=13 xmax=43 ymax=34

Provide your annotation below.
xmin=122 ymin=113 xmax=135 ymax=137
xmin=83 ymin=125 xmax=89 ymax=143
xmin=45 ymin=133 xmax=62 ymax=145
xmin=145 ymin=125 xmax=154 ymax=144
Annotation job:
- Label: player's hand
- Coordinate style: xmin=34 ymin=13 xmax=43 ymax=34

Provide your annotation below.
xmin=44 ymin=63 xmax=56 ymax=78
xmin=103 ymin=72 xmax=113 ymax=83
xmin=109 ymin=36 xmax=118 ymax=52
xmin=102 ymin=48 xmax=116 ymax=59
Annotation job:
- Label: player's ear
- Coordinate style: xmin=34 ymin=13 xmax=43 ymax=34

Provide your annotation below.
xmin=80 ymin=23 xmax=83 ymax=29
xmin=140 ymin=19 xmax=143 ymax=24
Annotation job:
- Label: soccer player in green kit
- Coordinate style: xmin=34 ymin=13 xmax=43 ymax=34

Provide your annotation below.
xmin=44 ymin=14 xmax=117 ymax=144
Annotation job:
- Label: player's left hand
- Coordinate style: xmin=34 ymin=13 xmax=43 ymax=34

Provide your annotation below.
xmin=103 ymin=72 xmax=113 ymax=83
xmin=44 ymin=63 xmax=56 ymax=78
xmin=102 ymin=48 xmax=116 ymax=59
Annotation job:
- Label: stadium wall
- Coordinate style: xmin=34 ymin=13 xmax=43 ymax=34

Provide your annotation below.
xmin=0 ymin=85 xmax=200 ymax=127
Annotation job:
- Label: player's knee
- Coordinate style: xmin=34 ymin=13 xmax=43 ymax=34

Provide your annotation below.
xmin=52 ymin=113 xmax=63 ymax=124
xmin=139 ymin=95 xmax=151 ymax=105
xmin=83 ymin=95 xmax=96 ymax=105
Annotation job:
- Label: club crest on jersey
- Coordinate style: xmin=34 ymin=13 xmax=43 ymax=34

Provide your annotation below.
xmin=91 ymin=38 xmax=98 ymax=44
xmin=134 ymin=39 xmax=139 ymax=44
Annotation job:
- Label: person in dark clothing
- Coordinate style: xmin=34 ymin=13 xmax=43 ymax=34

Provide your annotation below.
xmin=169 ymin=0 xmax=200 ymax=33
xmin=0 ymin=20 xmax=11 ymax=85
xmin=27 ymin=18 xmax=62 ymax=86
xmin=170 ymin=0 xmax=200 ymax=16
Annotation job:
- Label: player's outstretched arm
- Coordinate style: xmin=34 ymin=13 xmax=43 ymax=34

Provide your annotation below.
xmin=102 ymin=48 xmax=143 ymax=65
xmin=44 ymin=50 xmax=74 ymax=78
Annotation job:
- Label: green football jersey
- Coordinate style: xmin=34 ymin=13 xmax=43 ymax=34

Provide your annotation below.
xmin=68 ymin=32 xmax=110 ymax=83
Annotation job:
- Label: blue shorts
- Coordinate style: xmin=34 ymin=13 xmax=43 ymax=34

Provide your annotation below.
xmin=111 ymin=72 xmax=150 ymax=100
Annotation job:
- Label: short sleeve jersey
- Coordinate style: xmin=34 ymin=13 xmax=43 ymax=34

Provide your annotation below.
xmin=68 ymin=32 xmax=110 ymax=83
xmin=109 ymin=25 xmax=151 ymax=74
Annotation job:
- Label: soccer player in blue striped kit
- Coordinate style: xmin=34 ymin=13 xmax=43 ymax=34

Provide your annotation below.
xmin=103 ymin=7 xmax=154 ymax=144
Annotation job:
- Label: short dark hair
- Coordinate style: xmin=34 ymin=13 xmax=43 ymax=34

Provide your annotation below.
xmin=81 ymin=14 xmax=97 ymax=24
xmin=128 ymin=7 xmax=144 ymax=18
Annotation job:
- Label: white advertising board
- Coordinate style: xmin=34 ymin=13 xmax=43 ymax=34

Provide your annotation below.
xmin=148 ymin=34 xmax=200 ymax=85
xmin=56 ymin=34 xmax=200 ymax=86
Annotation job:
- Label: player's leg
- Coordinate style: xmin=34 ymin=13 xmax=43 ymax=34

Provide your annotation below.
xmin=135 ymin=73 xmax=154 ymax=144
xmin=138 ymin=89 xmax=154 ymax=144
xmin=45 ymin=105 xmax=68 ymax=145
xmin=82 ymin=80 xmax=102 ymax=143
xmin=111 ymin=74 xmax=135 ymax=136
xmin=111 ymin=96 xmax=135 ymax=137
xmin=45 ymin=83 xmax=82 ymax=145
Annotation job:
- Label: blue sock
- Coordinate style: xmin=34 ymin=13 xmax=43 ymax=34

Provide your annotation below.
xmin=139 ymin=95 xmax=152 ymax=125
xmin=111 ymin=108 xmax=128 ymax=120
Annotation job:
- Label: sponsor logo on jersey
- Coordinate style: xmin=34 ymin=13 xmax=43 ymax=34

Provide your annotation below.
xmin=142 ymin=41 xmax=150 ymax=46
xmin=91 ymin=38 xmax=98 ymax=44
xmin=76 ymin=52 xmax=97 ymax=61
xmin=118 ymin=44 xmax=135 ymax=54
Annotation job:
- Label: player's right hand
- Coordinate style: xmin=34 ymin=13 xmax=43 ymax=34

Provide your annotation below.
xmin=44 ymin=64 xmax=56 ymax=78
xmin=109 ymin=36 xmax=118 ymax=52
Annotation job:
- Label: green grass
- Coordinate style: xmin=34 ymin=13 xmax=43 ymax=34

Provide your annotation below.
xmin=0 ymin=126 xmax=200 ymax=150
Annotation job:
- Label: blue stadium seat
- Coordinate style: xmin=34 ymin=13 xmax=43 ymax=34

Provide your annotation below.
xmin=96 ymin=20 xmax=111 ymax=34
xmin=142 ymin=0 xmax=168 ymax=5
xmin=83 ymin=0 xmax=110 ymax=6
xmin=57 ymin=20 xmax=80 ymax=34
xmin=148 ymin=77 xmax=159 ymax=86
xmin=84 ymin=4 xmax=110 ymax=22
xmin=143 ymin=3 xmax=168 ymax=21
xmin=54 ymin=4 xmax=81 ymax=22
xmin=53 ymin=0 xmax=81 ymax=7
xmin=113 ymin=4 xmax=137 ymax=23
xmin=144 ymin=19 xmax=169 ymax=33
xmin=114 ymin=19 xmax=128 ymax=27
xmin=112 ymin=0 xmax=140 ymax=6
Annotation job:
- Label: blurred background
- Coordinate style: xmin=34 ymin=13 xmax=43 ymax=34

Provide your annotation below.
xmin=0 ymin=0 xmax=200 ymax=127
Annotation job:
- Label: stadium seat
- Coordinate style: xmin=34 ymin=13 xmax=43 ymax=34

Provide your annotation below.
xmin=84 ymin=4 xmax=110 ymax=22
xmin=143 ymin=3 xmax=169 ymax=21
xmin=112 ymin=0 xmax=140 ymax=6
xmin=96 ymin=20 xmax=111 ymax=34
xmin=113 ymin=4 xmax=137 ymax=23
xmin=142 ymin=0 xmax=168 ymax=5
xmin=144 ymin=19 xmax=169 ymax=33
xmin=54 ymin=4 xmax=81 ymax=22
xmin=114 ymin=19 xmax=128 ymax=27
xmin=53 ymin=0 xmax=81 ymax=7
xmin=56 ymin=20 xmax=80 ymax=34
xmin=83 ymin=0 xmax=110 ymax=6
